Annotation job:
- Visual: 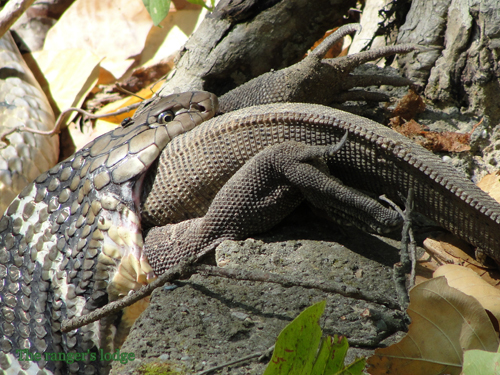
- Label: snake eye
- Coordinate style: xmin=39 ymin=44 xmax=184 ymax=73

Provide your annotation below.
xmin=121 ymin=117 xmax=133 ymax=127
xmin=157 ymin=110 xmax=175 ymax=124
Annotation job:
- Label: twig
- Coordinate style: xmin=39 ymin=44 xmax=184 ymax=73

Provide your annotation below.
xmin=380 ymin=191 xmax=414 ymax=310
xmin=195 ymin=264 xmax=400 ymax=309
xmin=400 ymin=189 xmax=416 ymax=288
xmin=114 ymin=85 xmax=146 ymax=100
xmin=62 ymin=255 xmax=402 ymax=333
xmin=196 ymin=345 xmax=274 ymax=375
xmin=0 ymin=103 xmax=141 ymax=148
xmin=393 ymin=189 xmax=415 ymax=311
xmin=0 ymin=0 xmax=36 ymax=39
xmin=61 ymin=257 xmax=196 ymax=333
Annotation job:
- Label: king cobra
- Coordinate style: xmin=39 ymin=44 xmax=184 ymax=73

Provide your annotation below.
xmin=0 ymin=91 xmax=218 ymax=374
xmin=0 ymin=32 xmax=59 ymax=215
xmin=3 ymin=22 xmax=496 ymax=374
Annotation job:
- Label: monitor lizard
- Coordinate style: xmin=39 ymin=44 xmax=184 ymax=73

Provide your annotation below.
xmin=1 ymin=24 xmax=499 ymax=374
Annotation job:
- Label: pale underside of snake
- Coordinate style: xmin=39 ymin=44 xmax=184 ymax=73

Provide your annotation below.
xmin=0 ymin=91 xmax=218 ymax=374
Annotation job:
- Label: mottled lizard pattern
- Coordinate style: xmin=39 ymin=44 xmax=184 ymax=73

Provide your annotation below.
xmin=1 ymin=22 xmax=495 ymax=375
xmin=141 ymin=104 xmax=500 ymax=273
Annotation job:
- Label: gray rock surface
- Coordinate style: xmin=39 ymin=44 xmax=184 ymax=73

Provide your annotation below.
xmin=111 ymin=206 xmax=410 ymax=374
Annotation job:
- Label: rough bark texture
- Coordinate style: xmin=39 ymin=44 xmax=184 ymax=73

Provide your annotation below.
xmin=157 ymin=0 xmax=357 ymax=96
xmin=397 ymin=0 xmax=500 ymax=180
xmin=397 ymin=0 xmax=500 ymax=123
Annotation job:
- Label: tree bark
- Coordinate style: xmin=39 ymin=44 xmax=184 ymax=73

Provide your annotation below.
xmin=157 ymin=0 xmax=358 ymax=96
xmin=397 ymin=0 xmax=500 ymax=123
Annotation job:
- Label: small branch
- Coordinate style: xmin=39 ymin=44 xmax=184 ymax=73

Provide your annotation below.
xmin=196 ymin=345 xmax=274 ymax=375
xmin=62 ymin=253 xmax=402 ymax=333
xmin=380 ymin=192 xmax=414 ymax=311
xmin=391 ymin=189 xmax=415 ymax=312
xmin=0 ymin=103 xmax=141 ymax=148
xmin=0 ymin=0 xmax=36 ymax=39
xmin=61 ymin=257 xmax=196 ymax=333
xmin=195 ymin=264 xmax=400 ymax=309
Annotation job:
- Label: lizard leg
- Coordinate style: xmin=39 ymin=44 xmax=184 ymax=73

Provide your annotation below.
xmin=144 ymin=140 xmax=402 ymax=276
xmin=218 ymin=24 xmax=420 ymax=112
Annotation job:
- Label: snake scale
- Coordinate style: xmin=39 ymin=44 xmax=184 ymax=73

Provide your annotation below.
xmin=2 ymin=22 xmax=500 ymax=374
xmin=0 ymin=91 xmax=217 ymax=374
xmin=0 ymin=32 xmax=58 ymax=216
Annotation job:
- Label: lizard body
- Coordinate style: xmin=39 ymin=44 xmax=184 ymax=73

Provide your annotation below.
xmin=141 ymin=103 xmax=500 ymax=274
xmin=0 ymin=23 xmax=490 ymax=374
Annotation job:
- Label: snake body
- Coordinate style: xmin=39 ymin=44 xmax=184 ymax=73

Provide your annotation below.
xmin=0 ymin=91 xmax=217 ymax=374
xmin=0 ymin=32 xmax=59 ymax=215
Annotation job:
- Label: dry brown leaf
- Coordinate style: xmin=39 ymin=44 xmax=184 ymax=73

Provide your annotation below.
xmin=422 ymin=130 xmax=473 ymax=152
xmin=120 ymin=59 xmax=174 ymax=93
xmin=478 ymin=172 xmax=500 ymax=203
xmin=43 ymin=0 xmax=153 ymax=79
xmin=392 ymin=88 xmax=426 ymax=120
xmin=95 ymin=79 xmax=165 ymax=125
xmin=390 ymin=118 xmax=474 ymax=152
xmin=27 ymin=49 xmax=101 ymax=115
xmin=423 ymin=233 xmax=477 ymax=267
xmin=389 ymin=117 xmax=426 ymax=137
xmin=140 ymin=8 xmax=203 ymax=68
xmin=390 ymin=113 xmax=483 ymax=153
xmin=308 ymin=27 xmax=344 ymax=59
xmin=434 ymin=264 xmax=500 ymax=323
xmin=367 ymin=277 xmax=499 ymax=375
xmin=419 ymin=233 xmax=500 ymax=288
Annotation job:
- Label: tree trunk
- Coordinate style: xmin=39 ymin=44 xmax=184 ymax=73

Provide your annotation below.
xmin=157 ymin=0 xmax=358 ymax=96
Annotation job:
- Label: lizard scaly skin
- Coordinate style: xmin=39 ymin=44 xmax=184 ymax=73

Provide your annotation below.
xmin=0 ymin=24 xmax=449 ymax=374
xmin=141 ymin=103 xmax=500 ymax=274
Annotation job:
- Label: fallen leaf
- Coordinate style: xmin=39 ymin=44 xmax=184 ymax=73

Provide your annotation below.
xmin=423 ymin=233 xmax=478 ymax=267
xmin=418 ymin=234 xmax=500 ymax=288
xmin=392 ymin=88 xmax=426 ymax=120
xmin=434 ymin=264 xmax=500 ymax=323
xmin=462 ymin=348 xmax=500 ymax=375
xmin=28 ymin=49 xmax=101 ymax=116
xmin=308 ymin=27 xmax=344 ymax=59
xmin=96 ymin=79 xmax=165 ymax=124
xmin=120 ymin=58 xmax=174 ymax=93
xmin=390 ymin=114 xmax=483 ymax=153
xmin=390 ymin=118 xmax=474 ymax=152
xmin=367 ymin=277 xmax=499 ymax=375
xmin=478 ymin=172 xmax=500 ymax=204
xmin=43 ymin=0 xmax=153 ymax=79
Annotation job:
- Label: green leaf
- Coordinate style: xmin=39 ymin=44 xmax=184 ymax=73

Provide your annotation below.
xmin=462 ymin=349 xmax=500 ymax=375
xmin=339 ymin=357 xmax=366 ymax=375
xmin=311 ymin=337 xmax=337 ymax=375
xmin=143 ymin=0 xmax=171 ymax=26
xmin=187 ymin=0 xmax=214 ymax=11
xmin=264 ymin=301 xmax=365 ymax=375
xmin=311 ymin=335 xmax=364 ymax=375
xmin=264 ymin=301 xmax=326 ymax=375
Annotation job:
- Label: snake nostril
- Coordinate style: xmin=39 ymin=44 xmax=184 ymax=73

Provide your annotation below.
xmin=190 ymin=104 xmax=206 ymax=112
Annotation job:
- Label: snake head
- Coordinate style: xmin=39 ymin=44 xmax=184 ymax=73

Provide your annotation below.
xmin=132 ymin=91 xmax=218 ymax=130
